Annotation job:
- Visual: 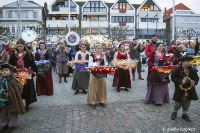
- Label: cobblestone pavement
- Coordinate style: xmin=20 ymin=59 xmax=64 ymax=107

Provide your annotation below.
xmin=2 ymin=66 xmax=200 ymax=133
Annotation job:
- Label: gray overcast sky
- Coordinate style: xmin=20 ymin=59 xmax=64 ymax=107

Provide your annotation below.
xmin=0 ymin=0 xmax=199 ymax=14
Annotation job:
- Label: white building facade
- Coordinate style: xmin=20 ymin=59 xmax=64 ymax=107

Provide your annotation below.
xmin=46 ymin=0 xmax=168 ymax=42
xmin=136 ymin=0 xmax=166 ymax=40
xmin=0 ymin=0 xmax=47 ymax=40
xmin=170 ymin=10 xmax=200 ymax=40
xmin=110 ymin=0 xmax=135 ymax=39
xmin=81 ymin=0 xmax=109 ymax=35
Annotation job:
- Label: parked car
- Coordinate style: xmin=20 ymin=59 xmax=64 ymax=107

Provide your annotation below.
xmin=183 ymin=48 xmax=195 ymax=55
xmin=140 ymin=52 xmax=147 ymax=64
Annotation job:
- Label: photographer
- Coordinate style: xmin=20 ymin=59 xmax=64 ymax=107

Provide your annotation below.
xmin=129 ymin=38 xmax=144 ymax=81
xmin=168 ymin=40 xmax=177 ymax=54
xmin=55 ymin=41 xmax=69 ymax=83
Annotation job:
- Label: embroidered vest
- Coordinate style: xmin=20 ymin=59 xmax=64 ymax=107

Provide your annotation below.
xmin=117 ymin=51 xmax=128 ymax=60
xmin=91 ymin=53 xmax=105 ymax=65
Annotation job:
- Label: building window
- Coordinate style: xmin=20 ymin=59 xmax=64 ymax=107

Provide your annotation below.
xmin=33 ymin=12 xmax=37 ymax=18
xmin=176 ymin=16 xmax=182 ymax=23
xmin=141 ymin=18 xmax=155 ymax=22
xmin=113 ymin=3 xmax=133 ymax=10
xmin=7 ymin=11 xmax=12 ymax=18
xmin=91 ymin=28 xmax=98 ymax=34
xmin=190 ymin=17 xmax=196 ymax=23
xmin=111 ymin=16 xmax=134 ymax=23
xmin=99 ymin=15 xmax=107 ymax=21
xmin=125 ymin=30 xmax=134 ymax=36
xmin=184 ymin=17 xmax=189 ymax=23
xmin=91 ymin=15 xmax=98 ymax=21
xmin=99 ymin=28 xmax=107 ymax=35
xmin=197 ymin=17 xmax=200 ymax=23
xmin=140 ymin=5 xmax=160 ymax=11
xmin=83 ymin=1 xmax=106 ymax=12
xmin=22 ymin=27 xmax=25 ymax=31
xmin=25 ymin=12 xmax=28 ymax=18
xmin=12 ymin=27 xmax=15 ymax=33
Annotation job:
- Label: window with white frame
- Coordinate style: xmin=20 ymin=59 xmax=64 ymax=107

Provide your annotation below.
xmin=113 ymin=3 xmax=133 ymax=10
xmin=7 ymin=11 xmax=12 ymax=18
xmin=197 ymin=17 xmax=200 ymax=23
xmin=83 ymin=1 xmax=106 ymax=12
xmin=25 ymin=12 xmax=28 ymax=18
xmin=33 ymin=12 xmax=37 ymax=18
xmin=190 ymin=17 xmax=196 ymax=23
xmin=99 ymin=15 xmax=107 ymax=21
xmin=111 ymin=16 xmax=134 ymax=23
xmin=176 ymin=16 xmax=182 ymax=23
xmin=12 ymin=27 xmax=15 ymax=33
xmin=183 ymin=17 xmax=189 ymax=23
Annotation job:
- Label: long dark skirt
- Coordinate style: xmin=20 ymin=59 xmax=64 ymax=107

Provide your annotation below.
xmin=22 ymin=78 xmax=37 ymax=106
xmin=112 ymin=68 xmax=131 ymax=89
xmin=71 ymin=70 xmax=90 ymax=91
xmin=145 ymin=83 xmax=169 ymax=104
xmin=36 ymin=69 xmax=54 ymax=96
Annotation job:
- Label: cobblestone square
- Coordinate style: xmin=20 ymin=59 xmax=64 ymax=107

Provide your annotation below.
xmin=2 ymin=66 xmax=200 ymax=133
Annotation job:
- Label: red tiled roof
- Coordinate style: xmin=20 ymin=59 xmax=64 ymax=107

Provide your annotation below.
xmin=163 ymin=3 xmax=190 ymax=21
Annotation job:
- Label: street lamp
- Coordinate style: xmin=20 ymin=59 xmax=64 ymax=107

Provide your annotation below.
xmin=154 ymin=13 xmax=158 ymax=34
xmin=145 ymin=13 xmax=148 ymax=39
xmin=136 ymin=13 xmax=139 ymax=39
xmin=172 ymin=0 xmax=175 ymax=40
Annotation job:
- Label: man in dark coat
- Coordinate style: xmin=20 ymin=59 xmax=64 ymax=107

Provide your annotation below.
xmin=171 ymin=56 xmax=199 ymax=122
xmin=194 ymin=38 xmax=199 ymax=55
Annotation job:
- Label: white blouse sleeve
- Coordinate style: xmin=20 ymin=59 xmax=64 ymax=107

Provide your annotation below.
xmin=75 ymin=51 xmax=79 ymax=61
xmin=113 ymin=52 xmax=118 ymax=60
xmin=103 ymin=54 xmax=107 ymax=66
xmin=127 ymin=53 xmax=130 ymax=59
xmin=89 ymin=56 xmax=97 ymax=67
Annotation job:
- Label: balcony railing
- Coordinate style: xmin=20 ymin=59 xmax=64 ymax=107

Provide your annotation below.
xmin=52 ymin=7 xmax=76 ymax=12
xmin=0 ymin=16 xmax=41 ymax=21
xmin=52 ymin=7 xmax=59 ymax=11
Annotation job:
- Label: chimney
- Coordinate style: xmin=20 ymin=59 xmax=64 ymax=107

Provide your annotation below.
xmin=164 ymin=7 xmax=166 ymax=13
xmin=44 ymin=2 xmax=48 ymax=14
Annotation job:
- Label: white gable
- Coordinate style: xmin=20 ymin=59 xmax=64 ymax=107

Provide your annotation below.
xmin=110 ymin=0 xmax=135 ymax=10
xmin=82 ymin=0 xmax=108 ymax=12
xmin=137 ymin=0 xmax=162 ymax=12
xmin=3 ymin=1 xmax=42 ymax=8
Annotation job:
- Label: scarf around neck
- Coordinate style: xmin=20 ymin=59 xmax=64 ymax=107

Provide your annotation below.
xmin=15 ymin=51 xmax=27 ymax=69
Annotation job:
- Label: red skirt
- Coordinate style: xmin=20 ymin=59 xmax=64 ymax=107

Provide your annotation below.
xmin=36 ymin=69 xmax=54 ymax=95
xmin=112 ymin=68 xmax=131 ymax=89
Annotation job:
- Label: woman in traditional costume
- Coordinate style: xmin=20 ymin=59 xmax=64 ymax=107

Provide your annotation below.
xmin=112 ymin=44 xmax=131 ymax=92
xmin=71 ymin=44 xmax=90 ymax=95
xmin=55 ymin=41 xmax=69 ymax=83
xmin=9 ymin=39 xmax=38 ymax=112
xmin=145 ymin=42 xmax=170 ymax=105
xmin=34 ymin=42 xmax=54 ymax=96
xmin=87 ymin=44 xmax=107 ymax=109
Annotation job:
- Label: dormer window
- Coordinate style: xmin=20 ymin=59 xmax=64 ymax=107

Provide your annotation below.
xmin=52 ymin=0 xmax=76 ymax=12
xmin=140 ymin=4 xmax=160 ymax=11
xmin=113 ymin=2 xmax=133 ymax=10
xmin=83 ymin=1 xmax=107 ymax=12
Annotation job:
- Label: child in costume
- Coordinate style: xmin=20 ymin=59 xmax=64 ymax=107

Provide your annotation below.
xmin=0 ymin=64 xmax=26 ymax=132
xmin=171 ymin=56 xmax=199 ymax=122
